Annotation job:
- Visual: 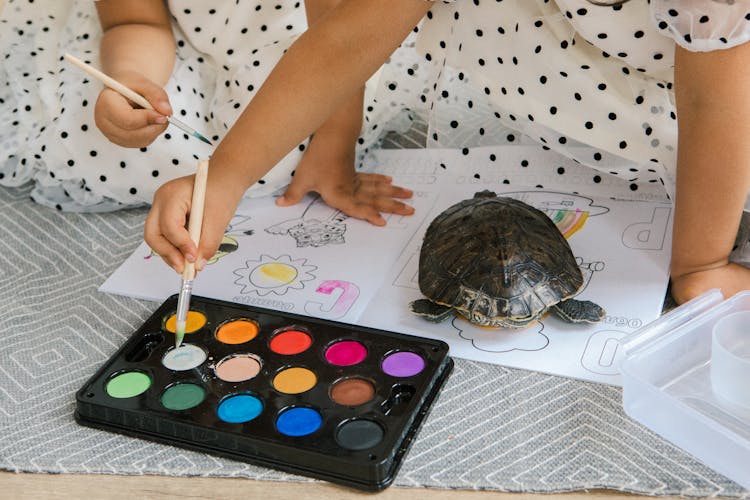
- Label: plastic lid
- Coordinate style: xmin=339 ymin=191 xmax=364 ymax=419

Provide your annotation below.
xmin=619 ymin=289 xmax=723 ymax=359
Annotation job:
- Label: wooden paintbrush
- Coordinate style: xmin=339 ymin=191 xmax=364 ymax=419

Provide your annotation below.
xmin=174 ymin=159 xmax=209 ymax=348
xmin=63 ymin=53 xmax=212 ymax=145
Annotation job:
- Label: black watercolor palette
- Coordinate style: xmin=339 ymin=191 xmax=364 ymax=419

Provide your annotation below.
xmin=75 ymin=295 xmax=453 ymax=490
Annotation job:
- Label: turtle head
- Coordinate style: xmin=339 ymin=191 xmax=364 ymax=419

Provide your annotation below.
xmin=473 ymin=190 xmax=497 ymax=199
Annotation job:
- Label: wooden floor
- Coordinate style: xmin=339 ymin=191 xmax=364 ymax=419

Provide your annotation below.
xmin=1 ymin=470 xmax=701 ymax=500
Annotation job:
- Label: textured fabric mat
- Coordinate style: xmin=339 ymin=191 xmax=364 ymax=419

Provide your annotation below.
xmin=0 ymin=177 xmax=748 ymax=497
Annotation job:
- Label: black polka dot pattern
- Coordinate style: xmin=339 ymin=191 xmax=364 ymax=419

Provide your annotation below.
xmin=651 ymin=0 xmax=750 ymax=51
xmin=1 ymin=0 xmax=748 ymax=212
xmin=0 ymin=0 xmax=310 ymax=211
xmin=377 ymin=0 xmax=748 ymax=199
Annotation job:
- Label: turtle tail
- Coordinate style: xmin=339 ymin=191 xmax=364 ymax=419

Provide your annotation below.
xmin=410 ymin=299 xmax=455 ymax=323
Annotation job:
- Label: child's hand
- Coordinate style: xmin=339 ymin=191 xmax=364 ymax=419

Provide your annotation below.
xmin=144 ymin=171 xmax=244 ymax=274
xmin=94 ymin=70 xmax=172 ymax=148
xmin=276 ymin=133 xmax=414 ymax=225
xmin=670 ymin=262 xmax=750 ymax=304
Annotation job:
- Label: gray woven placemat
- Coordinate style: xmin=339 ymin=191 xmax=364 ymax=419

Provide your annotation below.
xmin=0 ymin=160 xmax=747 ymax=496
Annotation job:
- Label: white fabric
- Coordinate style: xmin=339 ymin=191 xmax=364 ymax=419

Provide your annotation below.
xmin=651 ymin=0 xmax=750 ymax=51
xmin=1 ymin=0 xmax=749 ymax=211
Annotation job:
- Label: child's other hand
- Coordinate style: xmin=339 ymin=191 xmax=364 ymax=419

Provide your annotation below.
xmin=670 ymin=262 xmax=750 ymax=304
xmin=144 ymin=173 xmax=243 ymax=274
xmin=94 ymin=70 xmax=172 ymax=148
xmin=275 ymin=134 xmax=414 ymax=225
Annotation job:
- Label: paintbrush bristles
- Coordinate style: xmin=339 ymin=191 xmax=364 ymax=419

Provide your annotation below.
xmin=174 ymin=276 xmax=193 ymax=348
xmin=168 ymin=116 xmax=213 ymax=145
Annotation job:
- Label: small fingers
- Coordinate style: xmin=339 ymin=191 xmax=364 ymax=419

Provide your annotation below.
xmin=374 ymin=198 xmax=416 ymax=216
xmin=381 ymin=184 xmax=414 ymax=200
xmin=144 ymin=184 xmax=196 ymax=274
xmin=128 ymin=76 xmax=173 ymax=116
xmin=321 ymin=185 xmax=415 ymax=227
xmin=357 ymin=173 xmax=414 ymax=199
xmin=276 ymin=178 xmax=311 ymax=207
xmin=103 ymin=119 xmax=169 ymax=148
xmin=358 ymin=173 xmax=393 ymax=184
xmin=351 ymin=175 xmax=416 ymax=217
xmin=144 ymin=214 xmax=188 ymax=274
xmin=324 ymin=196 xmax=388 ymax=226
xmin=95 ymin=90 xmax=167 ymax=147
xmin=98 ymin=89 xmax=167 ymax=129
xmin=194 ymin=194 xmax=246 ymax=272
xmin=196 ymin=226 xmax=225 ymax=273
xmin=350 ymin=204 xmax=387 ymax=226
xmin=115 ymin=110 xmax=167 ymax=131
xmin=160 ymin=212 xmax=198 ymax=266
xmin=146 ymin=233 xmax=188 ymax=273
xmin=365 ymin=212 xmax=387 ymax=226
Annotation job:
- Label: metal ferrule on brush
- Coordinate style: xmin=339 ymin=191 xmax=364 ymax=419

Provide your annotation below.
xmin=176 ymin=279 xmax=194 ymax=329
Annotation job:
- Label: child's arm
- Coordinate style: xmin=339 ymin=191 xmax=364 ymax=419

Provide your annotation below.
xmin=94 ymin=0 xmax=176 ymax=147
xmin=670 ymin=41 xmax=750 ymax=303
xmin=276 ymin=0 xmax=415 ymax=226
xmin=145 ymin=0 xmax=432 ymax=273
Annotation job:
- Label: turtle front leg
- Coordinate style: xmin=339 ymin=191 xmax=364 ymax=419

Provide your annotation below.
xmin=552 ymin=299 xmax=606 ymax=324
xmin=409 ymin=299 xmax=455 ymax=323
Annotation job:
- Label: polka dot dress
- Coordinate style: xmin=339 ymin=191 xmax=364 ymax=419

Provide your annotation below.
xmin=370 ymin=0 xmax=750 ymax=200
xmin=1 ymin=0 xmax=749 ymax=211
xmin=0 ymin=0 xmax=313 ymax=211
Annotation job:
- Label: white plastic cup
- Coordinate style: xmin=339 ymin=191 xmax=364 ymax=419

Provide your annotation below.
xmin=710 ymin=311 xmax=750 ymax=410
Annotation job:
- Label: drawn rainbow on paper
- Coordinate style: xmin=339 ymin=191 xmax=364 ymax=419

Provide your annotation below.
xmin=544 ymin=208 xmax=589 ymax=239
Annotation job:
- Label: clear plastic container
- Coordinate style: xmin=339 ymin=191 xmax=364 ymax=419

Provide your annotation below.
xmin=619 ymin=290 xmax=750 ymax=490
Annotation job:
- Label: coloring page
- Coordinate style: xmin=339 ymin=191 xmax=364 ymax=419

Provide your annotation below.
xmin=358 ymin=147 xmax=672 ymax=385
xmin=102 ymin=146 xmax=672 ymax=385
xmin=100 ymin=150 xmax=450 ymax=324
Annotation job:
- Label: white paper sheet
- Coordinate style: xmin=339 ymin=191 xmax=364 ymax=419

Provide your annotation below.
xmin=100 ymin=149 xmax=450 ymax=323
xmin=100 ymin=146 xmax=672 ymax=385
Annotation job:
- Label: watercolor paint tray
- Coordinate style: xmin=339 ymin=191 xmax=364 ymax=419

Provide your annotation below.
xmin=75 ymin=295 xmax=452 ymax=491
xmin=620 ymin=290 xmax=750 ymax=490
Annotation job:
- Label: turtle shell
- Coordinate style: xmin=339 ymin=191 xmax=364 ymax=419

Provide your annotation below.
xmin=418 ymin=191 xmax=583 ymax=325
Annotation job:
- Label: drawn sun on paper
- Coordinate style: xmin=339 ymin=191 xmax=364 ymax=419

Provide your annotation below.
xmin=233 ymin=254 xmax=317 ymax=296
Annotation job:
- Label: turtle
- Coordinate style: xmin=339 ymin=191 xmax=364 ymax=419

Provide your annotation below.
xmin=409 ymin=190 xmax=605 ymax=328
